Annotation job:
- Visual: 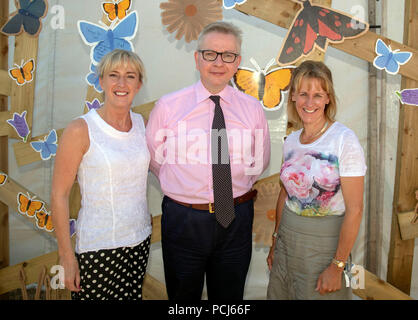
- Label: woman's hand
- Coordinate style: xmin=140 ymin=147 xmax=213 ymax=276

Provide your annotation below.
xmin=315 ymin=263 xmax=343 ymax=295
xmin=60 ymin=255 xmax=81 ymax=292
xmin=266 ymin=239 xmax=276 ymax=271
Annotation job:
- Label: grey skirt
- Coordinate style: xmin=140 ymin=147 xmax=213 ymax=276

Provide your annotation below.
xmin=267 ymin=204 xmax=352 ymax=300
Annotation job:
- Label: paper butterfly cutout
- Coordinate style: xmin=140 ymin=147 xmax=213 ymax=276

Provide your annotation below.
xmin=69 ymin=219 xmax=76 ymax=237
xmin=7 ymin=111 xmax=30 ymax=142
xmin=35 ymin=209 xmax=54 ymax=232
xmin=17 ymin=192 xmax=44 ymax=217
xmin=30 ymin=129 xmax=58 ymax=161
xmin=396 ymin=88 xmax=418 ymax=106
xmin=0 ymin=173 xmax=7 ymax=186
xmin=1 ymin=0 xmax=48 ymax=37
xmin=78 ymin=10 xmax=138 ymax=64
xmin=102 ymin=0 xmax=131 ymax=21
xmin=86 ymin=63 xmax=103 ymax=93
xmin=373 ymin=39 xmax=412 ymax=75
xmin=232 ymin=58 xmax=294 ymax=111
xmin=223 ymin=0 xmax=247 ymax=9
xmin=9 ymin=59 xmax=35 ymax=86
xmin=277 ymin=0 xmax=369 ymax=66
xmin=86 ymin=98 xmax=103 ymax=111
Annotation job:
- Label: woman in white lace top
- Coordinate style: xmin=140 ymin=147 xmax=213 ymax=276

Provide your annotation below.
xmin=51 ymin=49 xmax=152 ymax=300
xmin=266 ymin=61 xmax=366 ymax=300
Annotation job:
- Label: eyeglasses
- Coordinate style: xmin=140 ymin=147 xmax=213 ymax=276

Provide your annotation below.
xmin=198 ymin=50 xmax=240 ymax=63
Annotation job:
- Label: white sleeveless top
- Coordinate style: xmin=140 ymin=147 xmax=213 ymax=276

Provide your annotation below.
xmin=75 ymin=109 xmax=152 ymax=254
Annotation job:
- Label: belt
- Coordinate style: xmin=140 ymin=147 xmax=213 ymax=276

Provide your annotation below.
xmin=170 ymin=189 xmax=257 ymax=213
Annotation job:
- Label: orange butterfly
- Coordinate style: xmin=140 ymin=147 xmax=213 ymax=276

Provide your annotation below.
xmin=9 ymin=59 xmax=35 ymax=86
xmin=35 ymin=209 xmax=54 ymax=232
xmin=233 ymin=58 xmax=294 ymax=111
xmin=17 ymin=192 xmax=44 ymax=217
xmin=0 ymin=173 xmax=7 ymax=186
xmin=102 ymin=0 xmax=131 ymax=21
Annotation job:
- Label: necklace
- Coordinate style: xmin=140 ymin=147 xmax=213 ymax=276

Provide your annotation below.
xmin=302 ymin=120 xmax=328 ymax=140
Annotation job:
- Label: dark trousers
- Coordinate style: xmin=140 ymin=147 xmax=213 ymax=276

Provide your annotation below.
xmin=161 ymin=196 xmax=254 ymax=300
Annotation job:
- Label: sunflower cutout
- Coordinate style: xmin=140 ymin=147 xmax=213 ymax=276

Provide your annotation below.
xmin=160 ymin=0 xmax=223 ymax=43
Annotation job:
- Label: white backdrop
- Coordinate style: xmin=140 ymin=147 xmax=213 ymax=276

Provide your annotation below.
xmin=5 ymin=0 xmax=417 ymax=299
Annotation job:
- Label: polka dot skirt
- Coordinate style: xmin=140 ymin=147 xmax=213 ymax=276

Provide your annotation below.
xmin=71 ymin=236 xmax=150 ymax=300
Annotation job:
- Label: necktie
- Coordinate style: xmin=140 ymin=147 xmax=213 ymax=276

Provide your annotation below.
xmin=210 ymin=95 xmax=235 ymax=228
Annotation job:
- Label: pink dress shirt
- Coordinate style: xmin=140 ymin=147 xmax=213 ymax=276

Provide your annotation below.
xmin=146 ymin=80 xmax=271 ymax=203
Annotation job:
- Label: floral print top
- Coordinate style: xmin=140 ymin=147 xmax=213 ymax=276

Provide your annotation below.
xmin=280 ymin=122 xmax=367 ymax=216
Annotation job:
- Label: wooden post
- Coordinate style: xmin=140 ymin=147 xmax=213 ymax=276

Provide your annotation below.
xmin=387 ymin=0 xmax=418 ymax=294
xmin=0 ymin=0 xmax=9 ymax=272
xmin=365 ymin=0 xmax=380 ymax=275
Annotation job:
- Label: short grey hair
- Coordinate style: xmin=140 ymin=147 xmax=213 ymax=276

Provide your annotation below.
xmin=197 ymin=21 xmax=242 ymax=53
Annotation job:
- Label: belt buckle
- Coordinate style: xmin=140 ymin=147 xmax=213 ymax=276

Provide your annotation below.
xmin=209 ymin=203 xmax=214 ymax=214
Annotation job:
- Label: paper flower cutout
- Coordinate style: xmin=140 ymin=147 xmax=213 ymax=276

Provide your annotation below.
xmin=160 ymin=0 xmax=223 ymax=43
xmin=7 ymin=111 xmax=30 ymax=142
xmin=396 ymin=88 xmax=418 ymax=106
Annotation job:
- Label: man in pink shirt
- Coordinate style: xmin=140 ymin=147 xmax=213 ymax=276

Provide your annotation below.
xmin=146 ymin=22 xmax=270 ymax=300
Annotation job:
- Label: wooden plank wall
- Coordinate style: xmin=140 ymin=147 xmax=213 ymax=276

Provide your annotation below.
xmin=387 ymin=0 xmax=418 ymax=294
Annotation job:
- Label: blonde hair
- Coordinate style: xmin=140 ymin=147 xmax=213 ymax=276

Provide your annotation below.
xmin=287 ymin=60 xmax=337 ymax=129
xmin=97 ymin=49 xmax=145 ymax=83
xmin=197 ymin=21 xmax=242 ymax=53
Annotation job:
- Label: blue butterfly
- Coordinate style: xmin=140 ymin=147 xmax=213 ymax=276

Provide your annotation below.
xmin=78 ymin=10 xmax=138 ymax=64
xmin=30 ymin=129 xmax=58 ymax=161
xmin=86 ymin=63 xmax=103 ymax=93
xmin=373 ymin=39 xmax=412 ymax=75
xmin=1 ymin=0 xmax=47 ymax=36
xmin=223 ymin=0 xmax=247 ymax=9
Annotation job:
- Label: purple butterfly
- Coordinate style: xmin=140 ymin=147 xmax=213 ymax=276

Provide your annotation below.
xmin=7 ymin=111 xmax=30 ymax=142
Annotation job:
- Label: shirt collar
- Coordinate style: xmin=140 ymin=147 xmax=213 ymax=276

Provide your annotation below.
xmin=195 ymin=80 xmax=234 ymax=105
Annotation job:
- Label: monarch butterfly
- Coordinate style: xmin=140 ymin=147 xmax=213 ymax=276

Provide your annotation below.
xmin=102 ymin=0 xmax=131 ymax=21
xmin=35 ymin=209 xmax=54 ymax=232
xmin=9 ymin=59 xmax=35 ymax=86
xmin=17 ymin=192 xmax=44 ymax=217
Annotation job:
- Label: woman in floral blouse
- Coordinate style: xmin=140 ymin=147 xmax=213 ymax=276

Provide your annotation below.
xmin=266 ymin=60 xmax=366 ymax=299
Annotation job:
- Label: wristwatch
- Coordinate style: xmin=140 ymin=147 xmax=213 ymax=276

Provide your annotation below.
xmin=332 ymin=258 xmax=345 ymax=269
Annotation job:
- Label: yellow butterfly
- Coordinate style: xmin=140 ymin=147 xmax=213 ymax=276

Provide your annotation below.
xmin=102 ymin=0 xmax=131 ymax=21
xmin=35 ymin=209 xmax=54 ymax=232
xmin=233 ymin=58 xmax=294 ymax=111
xmin=0 ymin=173 xmax=7 ymax=186
xmin=17 ymin=192 xmax=44 ymax=217
xmin=9 ymin=59 xmax=35 ymax=86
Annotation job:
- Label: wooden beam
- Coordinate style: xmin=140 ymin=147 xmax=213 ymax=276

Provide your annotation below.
xmin=0 ymin=0 xmax=9 ymax=273
xmin=8 ymin=33 xmax=38 ymax=140
xmin=12 ymin=101 xmax=156 ymax=167
xmin=0 ymin=111 xmax=12 ymax=136
xmin=0 ymin=69 xmax=12 ymax=96
xmin=365 ymin=0 xmax=380 ymax=276
xmin=387 ymin=0 xmax=418 ymax=295
xmin=233 ymin=0 xmax=418 ymax=82
xmin=353 ymin=269 xmax=413 ymax=300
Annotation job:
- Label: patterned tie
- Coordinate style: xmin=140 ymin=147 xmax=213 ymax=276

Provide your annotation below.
xmin=210 ymin=95 xmax=235 ymax=228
